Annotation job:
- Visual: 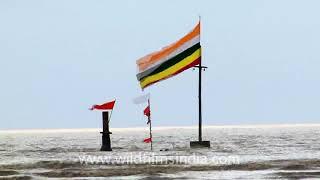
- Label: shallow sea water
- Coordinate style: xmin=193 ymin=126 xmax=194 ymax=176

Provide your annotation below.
xmin=1 ymin=125 xmax=320 ymax=179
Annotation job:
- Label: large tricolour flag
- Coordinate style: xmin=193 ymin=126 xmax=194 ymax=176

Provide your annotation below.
xmin=136 ymin=22 xmax=201 ymax=89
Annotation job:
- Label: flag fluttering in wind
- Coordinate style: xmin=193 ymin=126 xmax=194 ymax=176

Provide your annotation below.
xmin=133 ymin=94 xmax=153 ymax=148
xmin=136 ymin=22 xmax=201 ymax=89
xmin=144 ymin=105 xmax=151 ymax=124
xmin=90 ymin=100 xmax=116 ymax=111
xmin=143 ymin=137 xmax=152 ymax=143
xmin=144 ymin=105 xmax=151 ymax=117
xmin=133 ymin=93 xmax=150 ymax=104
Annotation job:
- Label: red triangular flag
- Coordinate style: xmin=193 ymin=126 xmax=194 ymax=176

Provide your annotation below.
xmin=143 ymin=137 xmax=152 ymax=143
xmin=90 ymin=100 xmax=116 ymax=111
xmin=144 ymin=105 xmax=150 ymax=117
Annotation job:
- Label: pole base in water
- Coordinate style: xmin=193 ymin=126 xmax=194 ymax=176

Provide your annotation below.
xmin=100 ymin=132 xmax=112 ymax=151
xmin=100 ymin=145 xmax=112 ymax=151
xmin=100 ymin=112 xmax=112 ymax=151
xmin=190 ymin=141 xmax=210 ymax=148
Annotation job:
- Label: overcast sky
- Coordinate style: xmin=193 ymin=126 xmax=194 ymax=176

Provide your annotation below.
xmin=1 ymin=0 xmax=320 ymax=129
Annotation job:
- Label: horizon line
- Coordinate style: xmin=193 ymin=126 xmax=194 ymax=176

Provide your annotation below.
xmin=1 ymin=123 xmax=320 ymax=133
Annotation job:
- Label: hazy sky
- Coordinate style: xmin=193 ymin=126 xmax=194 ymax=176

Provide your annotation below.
xmin=1 ymin=0 xmax=320 ymax=129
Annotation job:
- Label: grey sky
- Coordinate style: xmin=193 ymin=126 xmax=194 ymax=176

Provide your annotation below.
xmin=1 ymin=0 xmax=320 ymax=129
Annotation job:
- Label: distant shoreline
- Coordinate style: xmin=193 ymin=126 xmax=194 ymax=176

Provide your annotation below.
xmin=1 ymin=123 xmax=320 ymax=133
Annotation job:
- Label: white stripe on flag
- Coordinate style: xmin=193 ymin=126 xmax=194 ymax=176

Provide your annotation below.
xmin=133 ymin=93 xmax=150 ymax=104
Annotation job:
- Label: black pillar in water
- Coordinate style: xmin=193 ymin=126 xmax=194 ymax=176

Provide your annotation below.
xmin=100 ymin=111 xmax=112 ymax=151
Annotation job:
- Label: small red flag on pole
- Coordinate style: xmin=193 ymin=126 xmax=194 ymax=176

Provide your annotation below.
xmin=144 ymin=105 xmax=150 ymax=117
xmin=144 ymin=105 xmax=151 ymax=124
xmin=143 ymin=137 xmax=152 ymax=143
xmin=145 ymin=99 xmax=153 ymax=150
xmin=90 ymin=100 xmax=116 ymax=111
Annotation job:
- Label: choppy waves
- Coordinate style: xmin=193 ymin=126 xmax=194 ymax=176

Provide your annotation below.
xmin=1 ymin=159 xmax=320 ymax=179
xmin=1 ymin=126 xmax=320 ymax=179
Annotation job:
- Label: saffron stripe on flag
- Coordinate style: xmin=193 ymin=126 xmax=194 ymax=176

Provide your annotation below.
xmin=137 ymin=35 xmax=200 ymax=76
xmin=135 ymin=22 xmax=201 ymax=89
xmin=137 ymin=22 xmax=200 ymax=72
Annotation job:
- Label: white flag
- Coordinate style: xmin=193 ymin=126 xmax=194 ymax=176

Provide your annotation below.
xmin=133 ymin=93 xmax=150 ymax=104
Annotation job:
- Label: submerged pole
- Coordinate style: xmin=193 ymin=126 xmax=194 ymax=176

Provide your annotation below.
xmin=100 ymin=111 xmax=112 ymax=151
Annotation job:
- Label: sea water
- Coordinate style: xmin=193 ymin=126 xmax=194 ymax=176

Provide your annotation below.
xmin=1 ymin=125 xmax=320 ymax=179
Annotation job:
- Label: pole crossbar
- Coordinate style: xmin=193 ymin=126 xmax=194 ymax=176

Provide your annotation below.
xmin=193 ymin=65 xmax=208 ymax=69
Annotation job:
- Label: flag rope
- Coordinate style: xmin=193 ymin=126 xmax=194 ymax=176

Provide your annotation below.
xmin=108 ymin=99 xmax=116 ymax=123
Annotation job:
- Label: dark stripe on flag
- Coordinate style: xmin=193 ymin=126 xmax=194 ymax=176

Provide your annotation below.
xmin=141 ymin=57 xmax=201 ymax=89
xmin=137 ymin=43 xmax=201 ymax=81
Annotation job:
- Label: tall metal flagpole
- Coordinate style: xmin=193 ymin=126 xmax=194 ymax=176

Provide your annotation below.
xmin=198 ymin=16 xmax=202 ymax=142
xmin=190 ymin=16 xmax=210 ymax=148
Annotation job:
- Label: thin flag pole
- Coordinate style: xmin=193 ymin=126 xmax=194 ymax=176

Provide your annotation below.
xmin=199 ymin=15 xmax=201 ymax=44
xmin=148 ymin=98 xmax=153 ymax=151
xmin=190 ymin=18 xmax=210 ymax=147
xmin=198 ymin=16 xmax=203 ymax=142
